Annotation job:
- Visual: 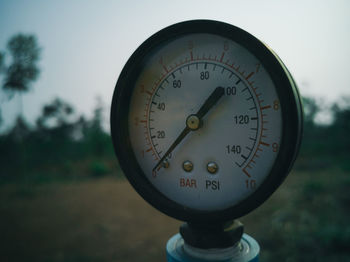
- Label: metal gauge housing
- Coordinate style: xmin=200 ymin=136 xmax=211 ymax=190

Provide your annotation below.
xmin=111 ymin=20 xmax=303 ymax=223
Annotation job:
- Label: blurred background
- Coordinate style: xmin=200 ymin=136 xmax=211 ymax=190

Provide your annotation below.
xmin=0 ymin=0 xmax=349 ymax=261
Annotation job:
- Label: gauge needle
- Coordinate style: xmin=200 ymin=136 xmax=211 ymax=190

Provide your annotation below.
xmin=152 ymin=86 xmax=225 ymax=172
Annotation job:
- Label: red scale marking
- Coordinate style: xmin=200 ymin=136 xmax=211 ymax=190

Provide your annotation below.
xmin=243 ymin=169 xmax=251 ymax=178
xmin=260 ymin=141 xmax=270 ymax=147
xmin=261 ymin=105 xmax=271 ymax=110
xmin=245 ymin=71 xmax=255 ymax=80
xmin=162 ymin=65 xmax=169 ymax=73
xmin=220 ymin=52 xmax=225 ymax=62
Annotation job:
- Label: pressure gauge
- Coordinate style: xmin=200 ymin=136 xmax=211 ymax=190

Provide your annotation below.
xmin=110 ymin=20 xmax=302 ymax=223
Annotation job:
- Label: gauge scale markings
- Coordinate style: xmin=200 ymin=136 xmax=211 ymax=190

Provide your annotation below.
xmin=147 ymin=62 xmax=260 ymax=169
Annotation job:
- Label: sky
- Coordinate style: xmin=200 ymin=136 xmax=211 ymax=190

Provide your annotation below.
xmin=0 ymin=0 xmax=349 ymax=131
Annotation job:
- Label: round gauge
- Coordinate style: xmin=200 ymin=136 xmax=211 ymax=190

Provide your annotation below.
xmin=111 ymin=20 xmax=302 ymax=223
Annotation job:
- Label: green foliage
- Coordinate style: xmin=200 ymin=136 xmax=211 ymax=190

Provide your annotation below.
xmin=302 ymin=179 xmax=325 ymax=200
xmin=296 ymin=96 xmax=350 ymax=172
xmin=89 ymin=161 xmax=110 ymax=177
xmin=2 ymin=34 xmax=41 ymax=93
xmin=302 ymin=96 xmax=318 ymax=125
xmin=0 ymin=97 xmax=118 ymax=182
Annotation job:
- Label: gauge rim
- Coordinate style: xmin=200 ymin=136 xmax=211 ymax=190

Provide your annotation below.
xmin=110 ymin=20 xmax=303 ymax=223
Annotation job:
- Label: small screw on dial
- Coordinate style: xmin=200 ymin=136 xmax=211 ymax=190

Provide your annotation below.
xmin=207 ymin=162 xmax=218 ymax=174
xmin=183 ymin=160 xmax=194 ymax=172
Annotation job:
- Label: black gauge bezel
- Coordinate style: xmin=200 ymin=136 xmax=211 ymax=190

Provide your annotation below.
xmin=110 ymin=20 xmax=303 ymax=223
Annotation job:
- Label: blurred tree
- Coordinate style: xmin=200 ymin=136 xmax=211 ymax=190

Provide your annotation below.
xmin=331 ymin=97 xmax=350 ymax=126
xmin=302 ymin=97 xmax=319 ymax=126
xmin=0 ymin=51 xmax=4 ymax=72
xmin=298 ymin=96 xmax=326 ymax=159
xmin=84 ymin=96 xmax=109 ymax=156
xmin=36 ymin=98 xmax=75 ymax=140
xmin=91 ymin=96 xmax=104 ymax=131
xmin=333 ymin=107 xmax=350 ymax=130
xmin=8 ymin=116 xmax=31 ymax=141
xmin=1 ymin=34 xmax=41 ymax=116
xmin=0 ymin=52 xmax=4 ymax=126
xmin=329 ymin=97 xmax=350 ymax=153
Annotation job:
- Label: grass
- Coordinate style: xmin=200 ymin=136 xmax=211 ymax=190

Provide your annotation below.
xmin=0 ymin=167 xmax=349 ymax=262
xmin=242 ymin=168 xmax=350 ymax=261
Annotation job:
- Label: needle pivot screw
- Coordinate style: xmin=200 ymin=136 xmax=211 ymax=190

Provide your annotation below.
xmin=186 ymin=114 xmax=201 ymax=131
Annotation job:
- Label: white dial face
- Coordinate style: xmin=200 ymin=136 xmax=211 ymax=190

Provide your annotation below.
xmin=128 ymin=34 xmax=282 ymax=211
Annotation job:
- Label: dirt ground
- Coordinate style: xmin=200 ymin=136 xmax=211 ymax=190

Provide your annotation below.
xmin=0 ymin=171 xmax=317 ymax=262
xmin=0 ymin=178 xmax=183 ymax=262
